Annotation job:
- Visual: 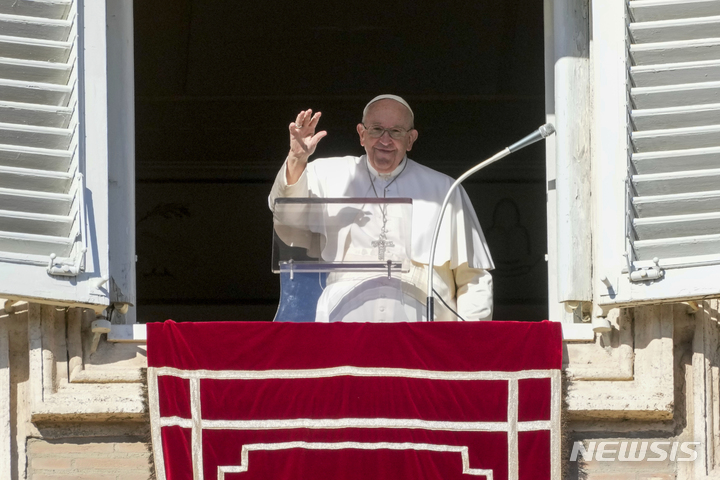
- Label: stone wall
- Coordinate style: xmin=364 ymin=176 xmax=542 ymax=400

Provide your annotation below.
xmin=0 ymin=303 xmax=147 ymax=480
xmin=27 ymin=438 xmax=151 ymax=480
xmin=562 ymin=300 xmax=720 ymax=479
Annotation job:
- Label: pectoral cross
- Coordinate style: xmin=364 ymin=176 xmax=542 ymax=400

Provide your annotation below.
xmin=372 ymin=230 xmax=394 ymax=261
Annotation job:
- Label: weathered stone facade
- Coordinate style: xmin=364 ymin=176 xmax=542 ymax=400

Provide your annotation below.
xmin=27 ymin=438 xmax=151 ymax=480
xmin=1 ymin=299 xmax=718 ymax=479
xmin=565 ymin=301 xmax=720 ymax=479
xmin=1 ymin=303 xmax=148 ymax=480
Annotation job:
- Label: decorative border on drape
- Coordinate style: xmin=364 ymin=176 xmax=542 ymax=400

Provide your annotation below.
xmin=149 ymin=366 xmax=561 ymax=480
xmin=217 ymin=442 xmax=495 ymax=479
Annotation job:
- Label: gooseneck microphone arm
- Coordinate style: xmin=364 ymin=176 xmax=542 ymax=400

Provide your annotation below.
xmin=426 ymin=123 xmax=556 ymax=321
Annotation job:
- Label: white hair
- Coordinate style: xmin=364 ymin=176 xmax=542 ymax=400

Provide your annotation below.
xmin=362 ymin=94 xmax=414 ymax=128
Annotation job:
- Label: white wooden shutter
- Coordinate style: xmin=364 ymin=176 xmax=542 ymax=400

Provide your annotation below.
xmin=0 ymin=0 xmax=134 ymax=310
xmin=593 ymin=0 xmax=720 ymax=306
xmin=628 ymin=0 xmax=720 ymax=262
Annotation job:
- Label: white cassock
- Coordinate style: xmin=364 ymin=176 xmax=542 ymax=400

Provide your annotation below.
xmin=269 ymin=155 xmax=495 ymax=322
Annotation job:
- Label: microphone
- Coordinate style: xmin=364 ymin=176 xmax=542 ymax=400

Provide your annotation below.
xmin=426 ymin=123 xmax=556 ymax=321
xmin=508 ymin=123 xmax=556 ymax=152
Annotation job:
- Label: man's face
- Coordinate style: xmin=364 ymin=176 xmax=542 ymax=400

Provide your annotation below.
xmin=357 ymin=99 xmax=418 ymax=173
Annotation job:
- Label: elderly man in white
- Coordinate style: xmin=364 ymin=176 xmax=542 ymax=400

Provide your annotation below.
xmin=269 ymin=94 xmax=494 ymax=322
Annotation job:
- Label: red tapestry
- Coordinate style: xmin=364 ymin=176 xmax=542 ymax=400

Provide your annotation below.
xmin=147 ymin=321 xmax=562 ymax=480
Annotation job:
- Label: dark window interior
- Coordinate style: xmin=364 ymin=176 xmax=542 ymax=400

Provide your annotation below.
xmin=133 ymin=1 xmax=548 ymax=322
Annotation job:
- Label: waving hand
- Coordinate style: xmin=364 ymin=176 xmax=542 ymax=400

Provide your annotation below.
xmin=286 ymin=109 xmax=327 ymax=184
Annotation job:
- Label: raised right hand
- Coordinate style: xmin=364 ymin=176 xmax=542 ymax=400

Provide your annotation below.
xmin=286 ymin=109 xmax=327 ymax=184
xmin=289 ymin=109 xmax=327 ymax=159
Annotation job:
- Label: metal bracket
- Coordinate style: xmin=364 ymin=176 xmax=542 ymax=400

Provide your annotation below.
xmin=47 ymin=248 xmax=87 ymax=277
xmin=624 ymin=252 xmax=664 ymax=282
xmin=91 ymin=276 xmax=110 ymax=295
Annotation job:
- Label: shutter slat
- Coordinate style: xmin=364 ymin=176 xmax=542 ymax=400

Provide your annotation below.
xmin=0 ymin=143 xmax=72 ymax=171
xmin=631 ymin=60 xmax=720 ymax=87
xmin=634 ymin=233 xmax=720 ymax=260
xmin=0 ymin=209 xmax=72 ymax=236
xmin=0 ymin=166 xmax=72 ymax=193
xmin=0 ymin=122 xmax=73 ymax=149
xmin=0 ymin=14 xmax=73 ymax=41
xmin=0 ymin=230 xmax=72 ymax=256
xmin=0 ymin=100 xmax=73 ymax=127
xmin=0 ymin=35 xmax=73 ymax=63
xmin=633 ymin=211 xmax=720 ymax=239
xmin=633 ymin=168 xmax=720 ymax=195
xmin=0 ymin=57 xmax=73 ymax=85
xmin=630 ymin=16 xmax=720 ymax=43
xmin=0 ymin=187 xmax=72 ymax=215
xmin=634 ymin=190 xmax=720 ymax=217
xmin=629 ymin=0 xmax=720 ymax=22
xmin=631 ymin=81 xmax=720 ymax=108
xmin=0 ymin=79 xmax=72 ymax=106
xmin=631 ymin=38 xmax=720 ymax=65
xmin=0 ymin=0 xmax=72 ymax=21
xmin=632 ymin=146 xmax=720 ymax=174
xmin=632 ymin=124 xmax=720 ymax=151
xmin=632 ymin=103 xmax=720 ymax=130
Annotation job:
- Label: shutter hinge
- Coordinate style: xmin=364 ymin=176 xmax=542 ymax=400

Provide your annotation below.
xmin=623 ymin=252 xmax=664 ymax=282
xmin=47 ymin=248 xmax=87 ymax=276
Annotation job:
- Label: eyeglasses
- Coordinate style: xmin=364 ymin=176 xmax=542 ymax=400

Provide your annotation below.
xmin=362 ymin=124 xmax=412 ymax=139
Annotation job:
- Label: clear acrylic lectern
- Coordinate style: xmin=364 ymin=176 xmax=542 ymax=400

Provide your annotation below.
xmin=272 ymin=197 xmax=413 ymax=322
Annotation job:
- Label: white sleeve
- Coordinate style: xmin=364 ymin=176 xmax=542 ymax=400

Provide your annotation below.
xmin=454 ymin=264 xmax=493 ymax=321
xmin=268 ymin=159 xmax=310 ymax=211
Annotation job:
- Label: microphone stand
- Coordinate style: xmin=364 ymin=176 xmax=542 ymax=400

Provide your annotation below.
xmin=426 ymin=123 xmax=556 ymax=321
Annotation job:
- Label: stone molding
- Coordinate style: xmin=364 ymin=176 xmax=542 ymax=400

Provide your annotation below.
xmin=565 ymin=304 xmax=676 ymax=420
xmin=27 ymin=304 xmax=146 ymax=423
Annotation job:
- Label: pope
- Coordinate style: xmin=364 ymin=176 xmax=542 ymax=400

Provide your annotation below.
xmin=269 ymin=94 xmax=494 ymax=322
